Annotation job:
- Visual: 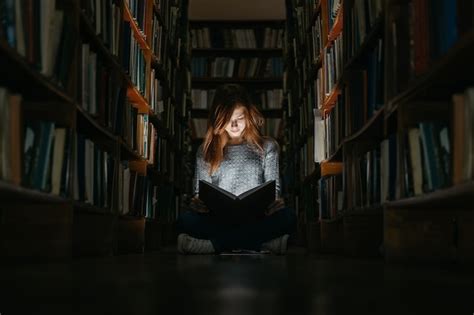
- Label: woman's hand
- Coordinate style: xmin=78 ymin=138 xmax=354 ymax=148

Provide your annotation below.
xmin=265 ymin=198 xmax=285 ymax=216
xmin=189 ymin=196 xmax=210 ymax=213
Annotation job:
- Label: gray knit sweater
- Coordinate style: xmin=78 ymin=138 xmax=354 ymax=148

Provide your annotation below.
xmin=194 ymin=138 xmax=281 ymax=198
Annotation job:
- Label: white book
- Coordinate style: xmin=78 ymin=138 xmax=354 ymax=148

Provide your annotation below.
xmin=51 ymin=128 xmax=67 ymax=195
xmin=314 ymin=116 xmax=326 ymax=163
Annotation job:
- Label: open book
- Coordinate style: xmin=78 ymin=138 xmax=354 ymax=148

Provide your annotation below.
xmin=199 ymin=180 xmax=276 ymax=223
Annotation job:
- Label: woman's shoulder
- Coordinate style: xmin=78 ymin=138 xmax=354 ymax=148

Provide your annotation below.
xmin=262 ymin=137 xmax=280 ymax=153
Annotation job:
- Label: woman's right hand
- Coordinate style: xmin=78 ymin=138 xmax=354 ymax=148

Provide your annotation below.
xmin=189 ymin=196 xmax=209 ymax=213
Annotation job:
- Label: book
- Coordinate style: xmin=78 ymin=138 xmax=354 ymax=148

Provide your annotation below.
xmin=198 ymin=180 xmax=276 ymax=223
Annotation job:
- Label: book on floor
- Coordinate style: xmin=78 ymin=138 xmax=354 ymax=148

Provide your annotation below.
xmin=198 ymin=180 xmax=275 ymax=223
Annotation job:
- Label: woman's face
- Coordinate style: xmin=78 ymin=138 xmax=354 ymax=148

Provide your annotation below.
xmin=224 ymin=105 xmax=246 ymax=140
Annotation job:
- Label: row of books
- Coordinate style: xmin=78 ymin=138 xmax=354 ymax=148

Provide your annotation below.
xmin=0 ymin=0 xmax=76 ymax=88
xmin=150 ymin=12 xmax=167 ymax=64
xmin=387 ymin=0 xmax=471 ymax=98
xmin=190 ymin=27 xmax=284 ymax=49
xmin=81 ymin=43 xmax=117 ymax=116
xmin=117 ymin=162 xmax=152 ymax=216
xmin=191 ymin=89 xmax=215 ymax=110
xmin=343 ymin=0 xmax=383 ymax=63
xmin=318 ymin=174 xmax=343 ymax=220
xmin=149 ymin=68 xmax=165 ymax=113
xmin=300 ymin=135 xmax=316 ymax=180
xmin=74 ymin=134 xmax=113 ymax=208
xmin=117 ymin=161 xmax=176 ymax=219
xmin=257 ymin=89 xmax=284 ymax=110
xmin=190 ymin=88 xmax=284 ymax=110
xmin=125 ymin=0 xmax=152 ymax=38
xmin=262 ymin=118 xmax=283 ymax=139
xmin=122 ymin=22 xmax=147 ymax=97
xmin=81 ymin=0 xmax=122 ymax=57
xmin=323 ymin=34 xmax=343 ymax=97
xmin=345 ymin=148 xmax=381 ymax=210
xmin=326 ymin=0 xmax=342 ymax=31
xmin=191 ymin=57 xmax=284 ymax=78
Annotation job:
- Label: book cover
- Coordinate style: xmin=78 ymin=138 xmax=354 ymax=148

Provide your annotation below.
xmin=199 ymin=180 xmax=275 ymax=223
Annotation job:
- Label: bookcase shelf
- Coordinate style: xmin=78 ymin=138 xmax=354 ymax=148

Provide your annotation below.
xmin=75 ymin=104 xmax=117 ymax=144
xmin=0 ymin=180 xmax=69 ymax=204
xmin=0 ymin=39 xmax=74 ymax=103
xmin=385 ymin=181 xmax=474 ymax=210
xmin=344 ymin=107 xmax=385 ymax=145
xmin=73 ymin=201 xmax=113 ymax=216
xmin=123 ymin=2 xmax=152 ymax=54
xmin=192 ymin=77 xmax=283 ymax=87
xmin=326 ymin=7 xmax=343 ymax=44
xmin=192 ymin=48 xmax=283 ymax=56
xmin=343 ymin=15 xmax=383 ymax=70
xmin=386 ymin=30 xmax=474 ymax=119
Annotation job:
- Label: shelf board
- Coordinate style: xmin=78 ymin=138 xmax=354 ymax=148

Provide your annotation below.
xmin=73 ymin=201 xmax=114 ymax=216
xmin=0 ymin=39 xmax=74 ymax=103
xmin=307 ymin=2 xmax=322 ymax=33
xmin=385 ymin=181 xmax=474 ymax=209
xmin=320 ymin=161 xmax=343 ymax=177
xmin=343 ymin=205 xmax=383 ymax=217
xmin=119 ymin=214 xmax=146 ymax=220
xmin=119 ymin=139 xmax=146 ymax=161
xmin=192 ymin=77 xmax=283 ymax=88
xmin=190 ymin=108 xmax=283 ymax=119
xmin=326 ymin=6 xmax=343 ymax=44
xmin=123 ymin=2 xmax=151 ymax=54
xmin=192 ymin=48 xmax=283 ymax=56
xmin=322 ymin=83 xmax=342 ymax=111
xmin=324 ymin=141 xmax=344 ymax=163
xmin=76 ymin=104 xmax=117 ymax=145
xmin=386 ymin=30 xmax=474 ymax=118
xmin=0 ymin=180 xmax=69 ymax=204
xmin=344 ymin=106 xmax=385 ymax=145
xmin=126 ymin=84 xmax=151 ymax=114
xmin=153 ymin=4 xmax=169 ymax=34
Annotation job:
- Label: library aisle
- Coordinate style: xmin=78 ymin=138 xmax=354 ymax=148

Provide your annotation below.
xmin=0 ymin=250 xmax=473 ymax=315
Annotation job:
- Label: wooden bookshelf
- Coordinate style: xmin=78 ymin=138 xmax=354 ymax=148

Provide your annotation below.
xmin=0 ymin=39 xmax=74 ymax=103
xmin=0 ymin=0 xmax=190 ymax=258
xmin=385 ymin=181 xmax=474 ymax=210
xmin=385 ymin=30 xmax=474 ymax=119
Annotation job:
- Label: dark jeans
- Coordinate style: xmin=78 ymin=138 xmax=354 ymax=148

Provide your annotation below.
xmin=176 ymin=207 xmax=296 ymax=252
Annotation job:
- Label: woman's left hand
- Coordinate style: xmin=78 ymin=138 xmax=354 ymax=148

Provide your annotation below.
xmin=265 ymin=198 xmax=285 ymax=216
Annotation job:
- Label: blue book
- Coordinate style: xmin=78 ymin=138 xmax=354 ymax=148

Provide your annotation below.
xmin=31 ymin=122 xmax=54 ymax=191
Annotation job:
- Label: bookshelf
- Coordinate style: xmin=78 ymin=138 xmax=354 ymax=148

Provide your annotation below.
xmin=0 ymin=0 xmax=191 ymax=259
xmin=286 ymin=0 xmax=474 ymax=262
xmin=188 ymin=19 xmax=286 ymax=144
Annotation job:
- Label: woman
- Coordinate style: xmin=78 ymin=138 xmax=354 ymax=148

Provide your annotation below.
xmin=177 ymin=84 xmax=296 ymax=254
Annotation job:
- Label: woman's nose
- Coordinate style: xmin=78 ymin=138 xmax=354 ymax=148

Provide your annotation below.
xmin=231 ymin=120 xmax=238 ymax=127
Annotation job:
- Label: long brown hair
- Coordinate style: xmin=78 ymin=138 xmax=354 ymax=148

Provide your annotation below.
xmin=202 ymin=84 xmax=264 ymax=174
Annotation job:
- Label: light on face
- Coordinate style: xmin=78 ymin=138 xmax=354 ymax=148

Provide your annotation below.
xmin=225 ymin=107 xmax=246 ymax=139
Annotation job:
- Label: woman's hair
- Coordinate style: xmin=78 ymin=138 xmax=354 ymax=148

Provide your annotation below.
xmin=202 ymin=84 xmax=264 ymax=174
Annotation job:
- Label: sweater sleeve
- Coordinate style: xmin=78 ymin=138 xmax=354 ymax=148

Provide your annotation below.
xmin=193 ymin=145 xmax=211 ymax=197
xmin=263 ymin=139 xmax=281 ymax=198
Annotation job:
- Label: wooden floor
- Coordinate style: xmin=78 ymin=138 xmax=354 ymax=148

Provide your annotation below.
xmin=0 ymin=248 xmax=473 ymax=315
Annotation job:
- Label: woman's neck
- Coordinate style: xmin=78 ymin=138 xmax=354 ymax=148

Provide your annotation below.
xmin=227 ymin=137 xmax=244 ymax=145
